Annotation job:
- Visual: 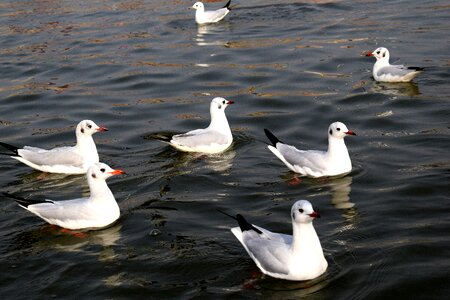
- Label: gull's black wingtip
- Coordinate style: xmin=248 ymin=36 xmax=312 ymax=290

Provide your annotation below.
xmin=408 ymin=66 xmax=425 ymax=72
xmin=3 ymin=192 xmax=51 ymax=208
xmin=223 ymin=0 xmax=232 ymax=9
xmin=144 ymin=133 xmax=172 ymax=143
xmin=0 ymin=142 xmax=20 ymax=156
xmin=219 ymin=210 xmax=263 ymax=235
xmin=236 ymin=214 xmax=263 ymax=234
xmin=217 ymin=209 xmax=237 ymax=220
xmin=264 ymin=128 xmax=283 ymax=146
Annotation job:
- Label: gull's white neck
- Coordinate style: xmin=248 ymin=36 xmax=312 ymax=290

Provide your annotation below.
xmin=208 ymin=109 xmax=231 ymax=136
xmin=327 ymin=136 xmax=349 ymax=159
xmin=75 ymin=134 xmax=99 ymax=162
xmin=374 ymin=56 xmax=390 ymax=72
xmin=88 ymin=177 xmax=114 ymax=202
xmin=291 ymin=221 xmax=323 ymax=255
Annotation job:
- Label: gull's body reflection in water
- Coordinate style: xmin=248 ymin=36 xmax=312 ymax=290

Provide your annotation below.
xmin=195 ymin=23 xmax=232 ymax=47
xmin=9 ymin=223 xmax=122 ymax=260
xmin=328 ymin=176 xmax=354 ymax=209
xmin=4 ymin=171 xmax=87 ymax=196
xmin=156 ymin=146 xmax=236 ymax=176
xmin=281 ymin=173 xmax=356 ymax=216
xmin=370 ymin=81 xmax=421 ymax=98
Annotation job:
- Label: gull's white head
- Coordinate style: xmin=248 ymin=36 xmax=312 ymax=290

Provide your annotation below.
xmin=210 ymin=97 xmax=234 ymax=112
xmin=291 ymin=200 xmax=320 ymax=224
xmin=328 ymin=122 xmax=356 ymax=140
xmin=76 ymin=120 xmax=108 ymax=137
xmin=87 ymin=162 xmax=125 ymax=181
xmin=192 ymin=2 xmax=204 ymax=11
xmin=366 ymin=47 xmax=390 ymax=62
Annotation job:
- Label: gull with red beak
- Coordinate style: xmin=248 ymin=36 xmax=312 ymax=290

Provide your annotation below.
xmin=6 ymin=163 xmax=125 ymax=230
xmin=264 ymin=122 xmax=356 ymax=177
xmin=156 ymin=97 xmax=234 ymax=154
xmin=366 ymin=47 xmax=423 ymax=82
xmin=0 ymin=120 xmax=108 ymax=174
xmin=191 ymin=1 xmax=232 ymax=25
xmin=223 ymin=200 xmax=327 ymax=281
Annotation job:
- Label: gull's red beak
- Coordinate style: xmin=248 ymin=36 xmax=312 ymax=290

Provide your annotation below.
xmin=309 ymin=211 xmax=320 ymax=218
xmin=97 ymin=126 xmax=108 ymax=132
xmin=345 ymin=130 xmax=356 ymax=136
xmin=109 ymin=169 xmax=126 ymax=175
xmin=365 ymin=51 xmax=374 ymax=57
xmin=227 ymin=100 xmax=234 ymax=105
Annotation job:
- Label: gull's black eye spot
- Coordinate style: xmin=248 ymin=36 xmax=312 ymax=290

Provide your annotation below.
xmin=81 ymin=128 xmax=85 ymax=133
xmin=87 ymin=124 xmax=92 ymax=129
xmin=383 ymin=53 xmax=386 ymax=57
xmin=329 ymin=129 xmax=332 ymax=135
xmin=376 ymin=51 xmax=380 ymax=54
xmin=337 ymin=127 xmax=341 ymax=131
xmin=299 ymin=209 xmax=304 ymax=213
xmin=91 ymin=173 xmax=96 ymax=178
xmin=100 ymin=168 xmax=105 ymax=172
xmin=218 ymin=105 xmax=222 ymax=109
xmin=222 ymin=100 xmax=226 ymax=104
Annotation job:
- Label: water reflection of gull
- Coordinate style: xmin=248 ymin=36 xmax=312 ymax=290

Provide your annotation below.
xmin=195 ymin=23 xmax=231 ymax=47
xmin=370 ymin=81 xmax=421 ymax=97
xmin=282 ymin=174 xmax=356 ymax=218
xmin=3 ymin=171 xmax=87 ymax=197
xmin=10 ymin=223 xmax=122 ymax=257
xmin=328 ymin=175 xmax=354 ymax=210
xmin=162 ymin=148 xmax=236 ymax=175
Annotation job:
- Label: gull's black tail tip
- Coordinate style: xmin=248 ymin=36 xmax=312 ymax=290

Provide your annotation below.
xmin=408 ymin=66 xmax=425 ymax=72
xmin=223 ymin=0 xmax=232 ymax=9
xmin=144 ymin=133 xmax=172 ymax=143
xmin=3 ymin=192 xmax=51 ymax=208
xmin=0 ymin=142 xmax=20 ymax=156
xmin=217 ymin=209 xmax=237 ymax=220
xmin=236 ymin=214 xmax=263 ymax=234
xmin=264 ymin=128 xmax=282 ymax=146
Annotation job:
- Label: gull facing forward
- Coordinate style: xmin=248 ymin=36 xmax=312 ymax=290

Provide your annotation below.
xmin=7 ymin=163 xmax=125 ymax=230
xmin=366 ymin=47 xmax=423 ymax=82
xmin=0 ymin=120 xmax=107 ymax=174
xmin=192 ymin=1 xmax=231 ymax=25
xmin=156 ymin=97 xmax=234 ymax=154
xmin=225 ymin=200 xmax=328 ymax=281
xmin=264 ymin=122 xmax=356 ymax=178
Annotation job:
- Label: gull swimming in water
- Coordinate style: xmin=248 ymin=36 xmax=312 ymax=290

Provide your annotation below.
xmin=223 ymin=200 xmax=328 ymax=281
xmin=191 ymin=1 xmax=231 ymax=25
xmin=5 ymin=162 xmax=125 ymax=230
xmin=0 ymin=120 xmax=108 ymax=174
xmin=155 ymin=97 xmax=234 ymax=154
xmin=366 ymin=47 xmax=423 ymax=82
xmin=264 ymin=122 xmax=356 ymax=178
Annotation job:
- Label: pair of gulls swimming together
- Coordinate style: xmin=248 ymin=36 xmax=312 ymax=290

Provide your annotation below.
xmin=193 ymin=1 xmax=423 ymax=83
xmin=0 ymin=98 xmax=352 ymax=280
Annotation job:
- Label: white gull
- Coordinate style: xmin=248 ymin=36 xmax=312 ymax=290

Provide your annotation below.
xmin=6 ymin=162 xmax=125 ymax=230
xmin=366 ymin=47 xmax=423 ymax=82
xmin=0 ymin=120 xmax=107 ymax=174
xmin=192 ymin=1 xmax=231 ymax=25
xmin=224 ymin=200 xmax=328 ymax=281
xmin=157 ymin=97 xmax=234 ymax=154
xmin=264 ymin=122 xmax=356 ymax=178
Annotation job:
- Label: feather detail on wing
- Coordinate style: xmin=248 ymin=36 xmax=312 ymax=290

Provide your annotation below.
xmin=18 ymin=146 xmax=84 ymax=167
xmin=243 ymin=231 xmax=291 ymax=276
xmin=171 ymin=131 xmax=229 ymax=148
xmin=275 ymin=144 xmax=327 ymax=173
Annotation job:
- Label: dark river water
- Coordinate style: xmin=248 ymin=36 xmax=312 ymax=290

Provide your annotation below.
xmin=0 ymin=0 xmax=449 ymax=299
